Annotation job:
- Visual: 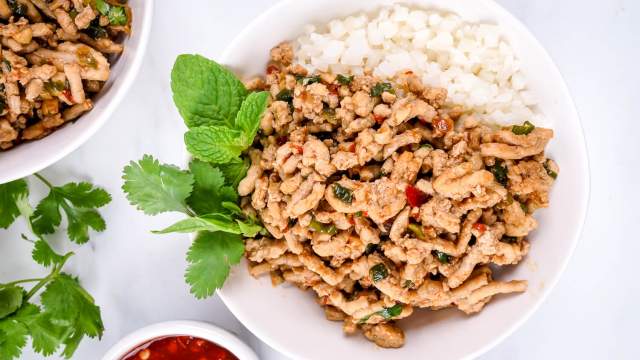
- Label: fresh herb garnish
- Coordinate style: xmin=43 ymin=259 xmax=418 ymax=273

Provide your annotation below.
xmin=336 ymin=74 xmax=353 ymax=85
xmin=275 ymin=89 xmax=293 ymax=103
xmin=432 ymin=250 xmax=451 ymax=264
xmin=332 ymin=183 xmax=353 ymax=204
xmin=371 ymin=82 xmax=394 ymax=97
xmin=123 ymin=55 xmax=269 ymax=298
xmin=402 ymin=280 xmax=414 ymax=288
xmin=489 ymin=161 xmax=508 ymax=187
xmin=94 ymin=0 xmax=128 ymax=25
xmin=369 ymin=263 xmax=389 ymax=282
xmin=299 ymin=75 xmax=320 ymax=85
xmin=364 ymin=243 xmax=379 ymax=255
xmin=0 ymin=175 xmax=109 ymax=359
xmin=358 ymin=304 xmax=403 ymax=324
xmin=511 ymin=121 xmax=535 ymax=135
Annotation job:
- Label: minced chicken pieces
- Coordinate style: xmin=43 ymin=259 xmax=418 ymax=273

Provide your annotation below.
xmin=239 ymin=42 xmax=558 ymax=348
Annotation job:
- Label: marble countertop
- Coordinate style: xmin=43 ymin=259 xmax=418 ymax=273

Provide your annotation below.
xmin=1 ymin=0 xmax=638 ymax=359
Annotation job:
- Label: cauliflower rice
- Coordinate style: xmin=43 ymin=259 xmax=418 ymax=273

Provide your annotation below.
xmin=294 ymin=4 xmax=542 ymax=126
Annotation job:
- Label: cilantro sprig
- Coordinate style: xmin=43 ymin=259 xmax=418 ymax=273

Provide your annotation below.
xmin=123 ymin=54 xmax=269 ymax=298
xmin=0 ymin=175 xmax=110 ymax=359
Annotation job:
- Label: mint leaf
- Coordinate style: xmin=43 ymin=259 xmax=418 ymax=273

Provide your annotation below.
xmin=32 ymin=240 xmax=64 ymax=267
xmin=0 ymin=287 xmax=23 ymax=320
xmin=185 ymin=231 xmax=244 ymax=299
xmin=171 ymin=55 xmax=248 ymax=128
xmin=153 ymin=214 xmax=240 ymax=235
xmin=185 ymin=126 xmax=247 ymax=164
xmin=218 ymin=160 xmax=249 ymax=188
xmin=187 ymin=160 xmax=237 ymax=215
xmin=235 ymin=91 xmax=269 ymax=142
xmin=122 ymin=155 xmax=194 ymax=215
xmin=0 ymin=179 xmax=28 ymax=229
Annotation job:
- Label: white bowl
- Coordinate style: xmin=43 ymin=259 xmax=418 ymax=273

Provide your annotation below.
xmin=216 ymin=0 xmax=590 ymax=359
xmin=101 ymin=320 xmax=259 ymax=360
xmin=0 ymin=0 xmax=154 ymax=184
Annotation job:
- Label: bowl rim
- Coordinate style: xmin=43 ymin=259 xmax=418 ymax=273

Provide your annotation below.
xmin=215 ymin=0 xmax=591 ymax=359
xmin=100 ymin=320 xmax=259 ymax=360
xmin=0 ymin=0 xmax=155 ymax=184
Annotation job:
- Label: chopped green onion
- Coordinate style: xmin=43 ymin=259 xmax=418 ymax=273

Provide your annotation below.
xmin=431 ymin=250 xmax=451 ymax=264
xmin=309 ymin=219 xmax=337 ymax=235
xmin=520 ymin=202 xmax=528 ymax=213
xmin=354 ymin=211 xmax=363 ymax=217
xmin=420 ymin=143 xmax=434 ymax=150
xmin=332 ymin=184 xmax=353 ymax=204
xmin=369 ymin=263 xmax=388 ymax=282
xmin=371 ymin=82 xmax=394 ymax=97
xmin=336 ymin=74 xmax=354 ymax=85
xmin=407 ymin=223 xmax=425 ymax=240
xmin=511 ymin=121 xmax=535 ymax=135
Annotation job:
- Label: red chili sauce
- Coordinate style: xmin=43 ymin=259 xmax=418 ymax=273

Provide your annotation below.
xmin=121 ymin=336 xmax=238 ymax=360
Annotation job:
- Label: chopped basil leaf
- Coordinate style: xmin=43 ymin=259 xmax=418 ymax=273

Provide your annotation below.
xmin=336 ymin=74 xmax=353 ymax=85
xmin=490 ymin=161 xmax=508 ymax=187
xmin=300 ymin=75 xmax=320 ymax=86
xmin=369 ymin=263 xmax=388 ymax=282
xmin=431 ymin=250 xmax=451 ymax=264
xmin=275 ymin=89 xmax=293 ymax=103
xmin=371 ymin=82 xmax=394 ymax=97
xmin=364 ymin=243 xmax=379 ymax=255
xmin=358 ymin=304 xmax=403 ymax=323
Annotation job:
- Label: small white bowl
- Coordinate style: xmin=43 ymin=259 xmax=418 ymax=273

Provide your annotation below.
xmin=0 ymin=0 xmax=154 ymax=184
xmin=216 ymin=0 xmax=590 ymax=359
xmin=101 ymin=321 xmax=259 ymax=360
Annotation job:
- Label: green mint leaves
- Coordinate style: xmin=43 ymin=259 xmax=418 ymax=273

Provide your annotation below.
xmin=171 ymin=54 xmax=248 ymax=128
xmin=0 ymin=174 xmax=109 ymax=360
xmin=124 ymin=54 xmax=269 ymax=298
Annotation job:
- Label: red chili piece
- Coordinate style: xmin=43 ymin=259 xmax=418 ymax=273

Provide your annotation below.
xmin=348 ymin=143 xmax=356 ymax=152
xmin=121 ymin=336 xmax=238 ymax=360
xmin=473 ymin=223 xmax=487 ymax=233
xmin=405 ymin=185 xmax=428 ymax=208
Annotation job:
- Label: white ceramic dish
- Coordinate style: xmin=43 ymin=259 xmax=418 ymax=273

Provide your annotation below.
xmin=216 ymin=0 xmax=590 ymax=359
xmin=101 ymin=320 xmax=258 ymax=360
xmin=0 ymin=0 xmax=154 ymax=184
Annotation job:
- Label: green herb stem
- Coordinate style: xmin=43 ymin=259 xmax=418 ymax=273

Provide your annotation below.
xmin=24 ymin=252 xmax=73 ymax=301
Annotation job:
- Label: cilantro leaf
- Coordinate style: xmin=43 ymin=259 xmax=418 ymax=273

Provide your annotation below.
xmin=30 ymin=192 xmax=61 ymax=235
xmin=171 ymin=55 xmax=248 ymax=128
xmin=187 ymin=160 xmax=237 ymax=215
xmin=236 ymin=219 xmax=262 ymax=238
xmin=218 ymin=159 xmax=249 ymax=188
xmin=185 ymin=232 xmax=244 ymax=299
xmin=184 ymin=126 xmax=248 ymax=164
xmin=153 ymin=214 xmax=240 ymax=235
xmin=235 ymin=91 xmax=269 ymax=142
xmin=56 ymin=183 xmax=111 ymax=209
xmin=94 ymin=0 xmax=110 ymax=15
xmin=65 ymin=208 xmax=106 ymax=244
xmin=0 ymin=303 xmax=36 ymax=360
xmin=39 ymin=274 xmax=104 ymax=355
xmin=122 ymin=155 xmax=194 ymax=215
xmin=0 ymin=179 xmax=28 ymax=229
xmin=27 ymin=315 xmax=72 ymax=357
xmin=0 ymin=287 xmax=24 ymax=319
xmin=32 ymin=240 xmax=64 ymax=267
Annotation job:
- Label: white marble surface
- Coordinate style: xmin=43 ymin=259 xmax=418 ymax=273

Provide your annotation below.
xmin=1 ymin=0 xmax=638 ymax=359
